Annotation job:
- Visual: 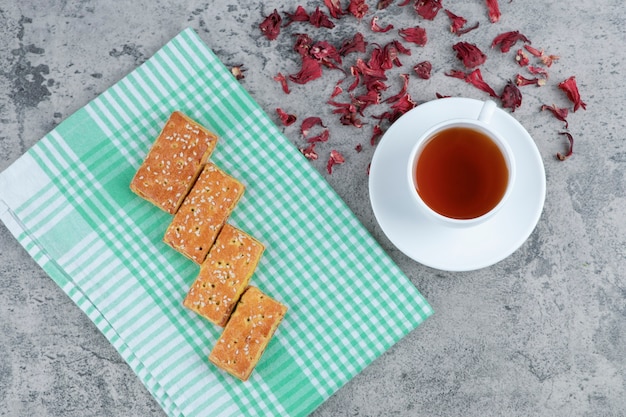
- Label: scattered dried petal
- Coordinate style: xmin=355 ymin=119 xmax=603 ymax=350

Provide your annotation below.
xmin=324 ymin=0 xmax=346 ymax=19
xmin=327 ymin=150 xmax=346 ymax=174
xmin=557 ymin=132 xmax=574 ymax=161
xmin=284 ymin=6 xmax=310 ymax=26
xmin=447 ymin=69 xmax=498 ymax=98
xmin=500 ymin=80 xmax=523 ymax=112
xmin=384 ymin=74 xmax=410 ymax=103
xmin=413 ymin=61 xmax=432 ymax=79
xmin=452 ymin=42 xmax=487 ymax=68
xmin=289 ymin=56 xmax=323 ymax=84
xmin=259 ymin=9 xmax=282 ymax=41
xmin=515 ymin=74 xmax=546 ymax=87
xmin=331 ymin=81 xmax=343 ymax=98
xmin=310 ymin=7 xmax=335 ymax=29
xmin=436 ymin=92 xmax=452 ymax=98
xmin=492 ymin=31 xmax=531 ymax=53
xmin=456 ymin=22 xmax=480 ymax=36
xmin=348 ymin=0 xmax=369 ymax=19
xmin=541 ymin=54 xmax=560 ymax=67
xmin=301 ymin=117 xmax=327 ymax=137
xmin=370 ymin=16 xmax=394 ymax=33
xmin=307 ymin=129 xmax=330 ymax=143
xmin=276 ymin=108 xmax=297 ymax=126
xmin=524 ymin=44 xmax=544 ymax=57
xmin=355 ymin=143 xmax=363 ymax=152
xmin=466 ymin=69 xmax=498 ymax=97
xmin=558 ymin=76 xmax=587 ymax=111
xmin=230 ymin=65 xmax=246 ymax=80
xmin=391 ymin=93 xmax=417 ymax=114
xmin=515 ymin=49 xmax=529 ymax=67
xmin=310 ymin=41 xmax=343 ymax=68
xmin=527 ymin=65 xmax=549 ymax=79
xmin=293 ymin=33 xmax=313 ymax=57
xmin=485 ymin=0 xmax=501 ymax=23
xmin=444 ymin=9 xmax=467 ymax=33
xmin=415 ymin=0 xmax=443 ymax=20
xmin=399 ymin=26 xmax=428 ymax=46
xmin=541 ymin=104 xmax=569 ymax=128
xmin=339 ymin=32 xmax=368 ymax=56
xmin=273 ymin=72 xmax=290 ymax=94
xmin=445 ymin=68 xmax=499 ymax=97
xmin=300 ymin=142 xmax=319 ymax=160
xmin=370 ymin=124 xmax=384 ymax=146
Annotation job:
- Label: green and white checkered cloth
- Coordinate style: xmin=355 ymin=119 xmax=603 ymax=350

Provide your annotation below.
xmin=0 ymin=28 xmax=432 ymax=417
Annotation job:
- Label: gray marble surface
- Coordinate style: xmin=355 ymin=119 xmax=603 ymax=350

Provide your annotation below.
xmin=1 ymin=1 xmax=625 ymax=416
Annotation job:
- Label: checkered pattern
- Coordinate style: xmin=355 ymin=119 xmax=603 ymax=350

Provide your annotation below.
xmin=0 ymin=29 xmax=432 ymax=417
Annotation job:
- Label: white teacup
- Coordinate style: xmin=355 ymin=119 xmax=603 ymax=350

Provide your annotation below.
xmin=407 ymin=100 xmax=516 ymax=228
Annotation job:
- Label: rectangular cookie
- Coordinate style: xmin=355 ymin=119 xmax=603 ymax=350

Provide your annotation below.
xmin=209 ymin=286 xmax=287 ymax=381
xmin=163 ymin=163 xmax=245 ymax=263
xmin=130 ymin=111 xmax=218 ymax=214
xmin=183 ymin=224 xmax=265 ymax=327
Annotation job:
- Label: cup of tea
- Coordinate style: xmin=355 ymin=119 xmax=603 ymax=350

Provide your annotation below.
xmin=407 ymin=100 xmax=516 ymax=227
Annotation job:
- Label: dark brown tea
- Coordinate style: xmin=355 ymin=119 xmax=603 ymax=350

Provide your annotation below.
xmin=415 ymin=126 xmax=509 ymax=220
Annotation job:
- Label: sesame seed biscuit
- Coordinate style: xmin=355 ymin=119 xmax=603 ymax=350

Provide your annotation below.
xmin=163 ymin=163 xmax=244 ymax=264
xmin=209 ymin=286 xmax=287 ymax=381
xmin=183 ymin=224 xmax=265 ymax=327
xmin=130 ymin=111 xmax=218 ymax=214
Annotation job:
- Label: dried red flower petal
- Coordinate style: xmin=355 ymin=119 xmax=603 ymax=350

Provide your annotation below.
xmin=331 ymin=81 xmax=343 ymax=98
xmin=276 ymin=108 xmax=297 ymax=126
xmin=273 ymin=72 xmax=290 ymax=94
xmin=398 ymin=0 xmax=412 ymax=6
xmin=466 ymin=69 xmax=498 ymax=98
xmin=259 ymin=9 xmax=282 ymax=41
xmin=485 ymin=0 xmax=501 ymax=23
xmin=340 ymin=112 xmax=364 ymax=128
xmin=391 ymin=93 xmax=417 ymax=114
xmin=370 ymin=124 xmax=384 ymax=146
xmin=310 ymin=7 xmax=336 ymax=29
xmin=515 ymin=74 xmax=546 ymax=87
xmin=300 ymin=142 xmax=319 ymax=160
xmin=355 ymin=143 xmax=363 ymax=152
xmin=399 ymin=26 xmax=428 ymax=46
xmin=327 ymin=150 xmax=346 ymax=174
xmin=378 ymin=0 xmax=394 ymax=9
xmin=457 ymin=22 xmax=480 ymax=36
xmin=414 ymin=61 xmax=432 ymax=79
xmin=527 ymin=65 xmax=549 ymax=79
xmin=339 ymin=32 xmax=368 ymax=56
xmin=355 ymin=90 xmax=382 ymax=113
xmin=370 ymin=16 xmax=394 ymax=33
xmin=384 ymin=74 xmax=410 ymax=103
xmin=348 ymin=0 xmax=369 ymax=19
xmin=492 ymin=31 xmax=531 ymax=53
xmin=557 ymin=132 xmax=574 ymax=161
xmin=515 ymin=49 xmax=529 ymax=67
xmin=284 ymin=6 xmax=310 ymax=26
xmin=444 ymin=9 xmax=467 ymax=33
xmin=230 ymin=65 xmax=246 ymax=80
xmin=541 ymin=104 xmax=569 ymax=128
xmin=436 ymin=92 xmax=451 ymax=98
xmin=324 ymin=0 xmax=346 ymax=19
xmin=452 ymin=42 xmax=487 ymax=68
xmin=307 ymin=129 xmax=330 ymax=143
xmin=289 ymin=56 xmax=324 ymax=84
xmin=524 ymin=44 xmax=543 ymax=57
xmin=541 ymin=54 xmax=560 ymax=67
xmin=415 ymin=0 xmax=443 ymax=20
xmin=301 ymin=117 xmax=327 ymax=137
xmin=293 ymin=33 xmax=313 ymax=57
xmin=444 ymin=69 xmax=467 ymax=80
xmin=558 ymin=76 xmax=587 ymax=111
xmin=310 ymin=41 xmax=343 ymax=68
xmin=500 ymin=80 xmax=523 ymax=112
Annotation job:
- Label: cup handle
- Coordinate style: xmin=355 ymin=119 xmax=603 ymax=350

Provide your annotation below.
xmin=478 ymin=100 xmax=496 ymax=123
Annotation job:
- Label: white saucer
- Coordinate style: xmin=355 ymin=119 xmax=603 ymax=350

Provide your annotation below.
xmin=369 ymin=97 xmax=546 ymax=272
